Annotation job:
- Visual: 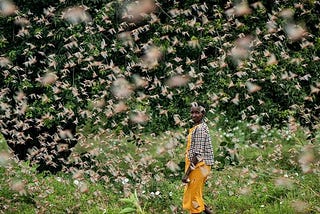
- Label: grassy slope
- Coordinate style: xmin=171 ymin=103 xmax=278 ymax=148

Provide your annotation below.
xmin=0 ymin=124 xmax=319 ymax=214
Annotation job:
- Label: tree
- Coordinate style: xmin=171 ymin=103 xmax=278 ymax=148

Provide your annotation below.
xmin=0 ymin=0 xmax=319 ymax=173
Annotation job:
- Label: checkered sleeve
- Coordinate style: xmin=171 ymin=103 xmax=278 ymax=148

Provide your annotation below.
xmin=189 ymin=123 xmax=214 ymax=165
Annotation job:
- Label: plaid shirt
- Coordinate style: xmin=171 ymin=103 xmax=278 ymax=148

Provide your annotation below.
xmin=188 ymin=122 xmax=214 ymax=166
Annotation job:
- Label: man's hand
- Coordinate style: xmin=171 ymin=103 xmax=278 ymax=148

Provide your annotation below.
xmin=182 ymin=174 xmax=190 ymax=183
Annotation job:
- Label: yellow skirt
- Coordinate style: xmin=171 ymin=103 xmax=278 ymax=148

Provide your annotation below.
xmin=183 ymin=164 xmax=211 ymax=213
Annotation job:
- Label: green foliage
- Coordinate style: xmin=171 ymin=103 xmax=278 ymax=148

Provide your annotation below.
xmin=1 ymin=1 xmax=318 ymax=213
xmin=1 ymin=124 xmax=320 ymax=213
xmin=120 ymin=190 xmax=146 ymax=214
xmin=1 ymin=0 xmax=319 ymax=134
xmin=1 ymin=0 xmax=320 ymax=174
xmin=215 ymin=140 xmax=239 ymax=170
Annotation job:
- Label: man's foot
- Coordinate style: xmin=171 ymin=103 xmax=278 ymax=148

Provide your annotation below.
xmin=203 ymin=205 xmax=213 ymax=214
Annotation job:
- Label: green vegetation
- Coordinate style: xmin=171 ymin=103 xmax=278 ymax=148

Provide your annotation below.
xmin=1 ymin=123 xmax=319 ymax=213
xmin=0 ymin=0 xmax=320 ymax=213
xmin=1 ymin=0 xmax=320 ymax=171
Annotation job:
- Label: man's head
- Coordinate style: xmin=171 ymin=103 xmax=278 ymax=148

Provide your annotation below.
xmin=190 ymin=102 xmax=205 ymax=124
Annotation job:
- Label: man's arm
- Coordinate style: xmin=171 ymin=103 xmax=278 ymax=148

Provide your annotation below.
xmin=182 ymin=155 xmax=201 ymax=183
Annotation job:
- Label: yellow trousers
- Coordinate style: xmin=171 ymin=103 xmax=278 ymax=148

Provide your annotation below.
xmin=183 ymin=164 xmax=211 ymax=214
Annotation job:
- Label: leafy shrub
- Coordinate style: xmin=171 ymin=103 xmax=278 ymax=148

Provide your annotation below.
xmin=0 ymin=0 xmax=320 ymax=174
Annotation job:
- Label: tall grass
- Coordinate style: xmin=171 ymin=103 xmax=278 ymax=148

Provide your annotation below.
xmin=0 ymin=122 xmax=319 ymax=213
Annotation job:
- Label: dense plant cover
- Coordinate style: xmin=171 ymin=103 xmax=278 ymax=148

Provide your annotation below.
xmin=0 ymin=1 xmax=320 ymax=212
xmin=0 ymin=123 xmax=319 ymax=213
xmin=0 ymin=0 xmax=319 ymax=172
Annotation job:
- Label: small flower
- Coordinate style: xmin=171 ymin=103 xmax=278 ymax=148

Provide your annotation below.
xmin=122 ymin=178 xmax=129 ymax=184
xmin=73 ymin=179 xmax=80 ymax=186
